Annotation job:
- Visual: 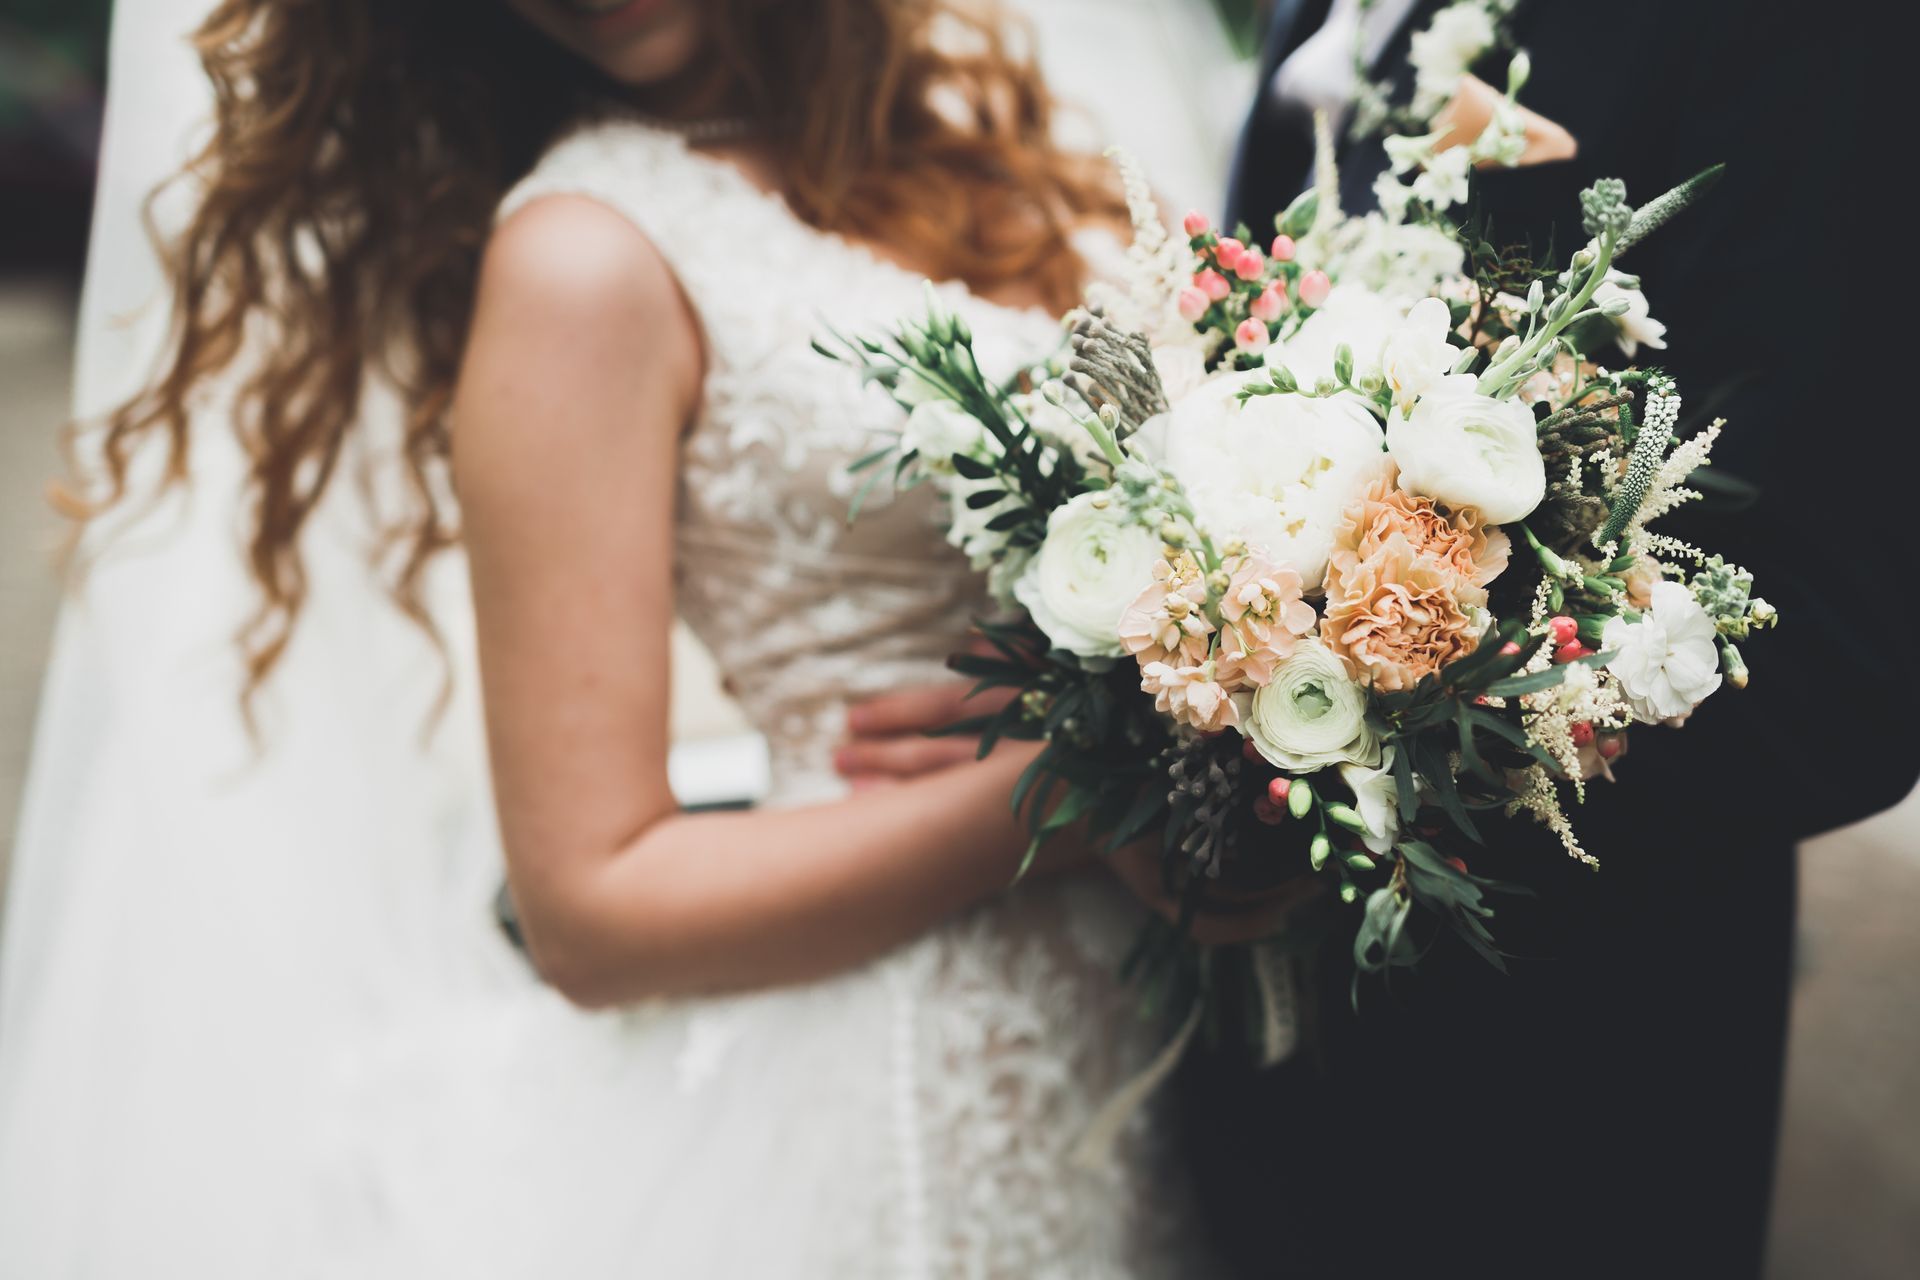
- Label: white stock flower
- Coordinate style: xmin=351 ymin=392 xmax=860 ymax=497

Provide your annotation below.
xmin=902 ymin=399 xmax=988 ymax=473
xmin=1602 ymin=580 xmax=1723 ymax=723
xmin=1592 ymin=272 xmax=1668 ymax=358
xmin=1163 ymin=370 xmax=1388 ymax=590
xmin=1410 ymin=146 xmax=1472 ymax=209
xmin=1410 ymin=3 xmax=1496 ymax=112
xmin=1387 ymin=374 xmax=1545 ymax=523
xmin=1244 ymin=639 xmax=1383 ymax=772
xmin=1380 ymin=297 xmax=1458 ymax=412
xmin=1013 ymin=490 xmax=1161 ymax=659
xmin=1339 ymin=747 xmax=1401 ymax=855
xmin=948 ymin=470 xmax=1015 ymax=567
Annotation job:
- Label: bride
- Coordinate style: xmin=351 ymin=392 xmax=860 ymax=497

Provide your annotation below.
xmin=0 ymin=0 xmax=1210 ymax=1274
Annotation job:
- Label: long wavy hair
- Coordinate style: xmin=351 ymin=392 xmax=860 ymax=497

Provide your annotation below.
xmin=70 ymin=0 xmax=1124 ymax=700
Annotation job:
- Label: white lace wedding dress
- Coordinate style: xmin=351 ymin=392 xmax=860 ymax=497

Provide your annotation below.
xmin=0 ymin=117 xmax=1204 ymax=1278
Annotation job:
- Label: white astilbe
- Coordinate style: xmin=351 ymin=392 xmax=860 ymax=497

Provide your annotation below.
xmin=1521 ymin=663 xmax=1633 ymax=803
xmin=1087 ymin=148 xmax=1194 ymax=349
xmin=1508 ymin=766 xmax=1599 ymax=866
xmin=1627 ymin=417 xmax=1722 ymax=537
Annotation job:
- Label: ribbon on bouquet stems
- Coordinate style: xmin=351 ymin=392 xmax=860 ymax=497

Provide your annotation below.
xmin=1068 ymin=942 xmax=1300 ymax=1171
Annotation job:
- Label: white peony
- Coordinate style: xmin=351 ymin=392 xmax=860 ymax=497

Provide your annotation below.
xmin=1387 ymin=374 xmax=1545 ymax=523
xmin=1339 ymin=747 xmax=1402 ymax=855
xmin=1592 ymin=272 xmax=1668 ymax=358
xmin=1163 ymin=369 xmax=1388 ymax=589
xmin=1244 ymin=639 xmax=1383 ymax=772
xmin=1013 ymin=490 xmax=1161 ymax=659
xmin=1269 ymin=285 xmax=1405 ymax=389
xmin=1379 ymin=297 xmax=1459 ymax=412
xmin=902 ymin=399 xmax=988 ymax=473
xmin=1602 ymin=580 xmax=1723 ymax=723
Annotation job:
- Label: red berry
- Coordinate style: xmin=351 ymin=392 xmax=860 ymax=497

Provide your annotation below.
xmin=1252 ymin=796 xmax=1286 ymax=825
xmin=1549 ymin=615 xmax=1578 ymax=647
xmin=1571 ymin=721 xmax=1596 ymax=747
xmin=1553 ymin=642 xmax=1590 ymax=664
xmin=1444 ymin=856 xmax=1469 ymax=874
xmin=1499 ymin=641 xmax=1523 ymax=656
xmin=1598 ymin=734 xmax=1624 ymax=760
xmin=1267 ymin=777 xmax=1291 ymax=805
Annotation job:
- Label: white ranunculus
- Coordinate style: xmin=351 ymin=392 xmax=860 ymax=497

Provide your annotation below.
xmin=1013 ymin=490 xmax=1161 ymax=659
xmin=1269 ymin=285 xmax=1405 ymax=389
xmin=1592 ymin=272 xmax=1668 ymax=358
xmin=1602 ymin=580 xmax=1723 ymax=723
xmin=1163 ymin=370 xmax=1388 ymax=589
xmin=902 ymin=399 xmax=989 ymax=473
xmin=1339 ymin=747 xmax=1401 ymax=855
xmin=1380 ymin=296 xmax=1458 ymax=412
xmin=1387 ymin=374 xmax=1545 ymax=523
xmin=1245 ymin=639 xmax=1383 ymax=772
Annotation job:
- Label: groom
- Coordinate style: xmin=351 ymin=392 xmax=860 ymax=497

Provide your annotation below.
xmin=1182 ymin=1 xmax=1910 ymax=1276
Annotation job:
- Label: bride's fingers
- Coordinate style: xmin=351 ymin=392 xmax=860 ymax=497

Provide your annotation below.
xmin=845 ymin=680 xmax=1015 ymax=739
xmin=833 ymin=734 xmax=982 ymax=779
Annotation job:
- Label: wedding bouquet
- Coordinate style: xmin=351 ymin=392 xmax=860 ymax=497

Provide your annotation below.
xmin=821 ymin=141 xmax=1771 ymax=1008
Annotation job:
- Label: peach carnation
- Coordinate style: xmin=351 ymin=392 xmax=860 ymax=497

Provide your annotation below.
xmin=1216 ymin=555 xmax=1318 ymax=689
xmin=1325 ymin=472 xmax=1510 ymax=607
xmin=1120 ymin=555 xmax=1213 ymax=668
xmin=1322 ymin=531 xmax=1482 ymax=692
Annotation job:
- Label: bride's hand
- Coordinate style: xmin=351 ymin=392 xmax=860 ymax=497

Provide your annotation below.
xmin=837 ymin=672 xmax=1016 ymax=785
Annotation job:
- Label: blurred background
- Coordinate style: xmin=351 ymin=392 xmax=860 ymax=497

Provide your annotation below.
xmin=1 ymin=4 xmax=1913 ymax=1273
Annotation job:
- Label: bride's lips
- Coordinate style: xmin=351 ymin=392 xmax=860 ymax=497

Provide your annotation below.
xmin=551 ymin=0 xmax=673 ymax=39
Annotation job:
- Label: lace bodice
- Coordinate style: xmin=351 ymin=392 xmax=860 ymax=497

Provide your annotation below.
xmin=495 ymin=121 xmax=1202 ymax=1278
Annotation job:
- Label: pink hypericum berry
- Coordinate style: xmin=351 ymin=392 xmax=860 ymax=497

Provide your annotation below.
xmin=1548 ymin=615 xmax=1579 ymax=647
xmin=1444 ymin=856 xmax=1470 ymax=874
xmin=1267 ymin=777 xmax=1292 ymax=805
xmin=1298 ymin=269 xmax=1331 ymax=309
xmin=1598 ymin=734 xmax=1625 ymax=760
xmin=1234 ymin=247 xmax=1266 ymax=281
xmin=1194 ymin=268 xmax=1231 ymax=301
xmin=1234 ymin=317 xmax=1271 ymax=354
xmin=1177 ymin=286 xmax=1210 ymax=322
xmin=1499 ymin=640 xmax=1523 ymax=656
xmin=1214 ymin=237 xmax=1246 ymax=270
xmin=1252 ymin=795 xmax=1287 ymax=825
xmin=1182 ymin=209 xmax=1210 ymax=237
xmin=1554 ymin=641 xmax=1591 ymax=664
xmin=1250 ymin=284 xmax=1286 ymax=323
xmin=1571 ymin=721 xmax=1596 ymax=747
xmin=1270 ymin=234 xmax=1297 ymax=262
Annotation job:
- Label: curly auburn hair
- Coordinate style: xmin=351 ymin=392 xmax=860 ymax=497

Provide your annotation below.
xmin=74 ymin=0 xmax=1124 ymax=699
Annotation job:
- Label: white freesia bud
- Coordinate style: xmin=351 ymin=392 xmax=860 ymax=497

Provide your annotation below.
xmin=1590 ymin=271 xmax=1668 ymax=358
xmin=1602 ymin=581 xmax=1723 ymax=722
xmin=1244 ymin=640 xmax=1383 ymax=772
xmin=1013 ymin=490 xmax=1161 ymax=659
xmin=1506 ymin=49 xmax=1532 ymax=95
xmin=901 ymin=400 xmax=987 ymax=473
xmin=1379 ymin=297 xmax=1458 ymax=412
xmin=1387 ymin=374 xmax=1546 ymax=524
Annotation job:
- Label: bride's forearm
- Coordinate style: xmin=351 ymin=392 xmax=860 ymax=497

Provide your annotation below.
xmin=511 ymin=744 xmax=1042 ymax=1007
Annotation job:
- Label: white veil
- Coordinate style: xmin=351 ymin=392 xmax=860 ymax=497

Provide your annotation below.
xmin=0 ymin=3 xmax=533 ymax=1272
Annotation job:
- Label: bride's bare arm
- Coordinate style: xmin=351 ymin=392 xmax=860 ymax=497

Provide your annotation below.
xmin=454 ymin=196 xmax=1066 ymax=1008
